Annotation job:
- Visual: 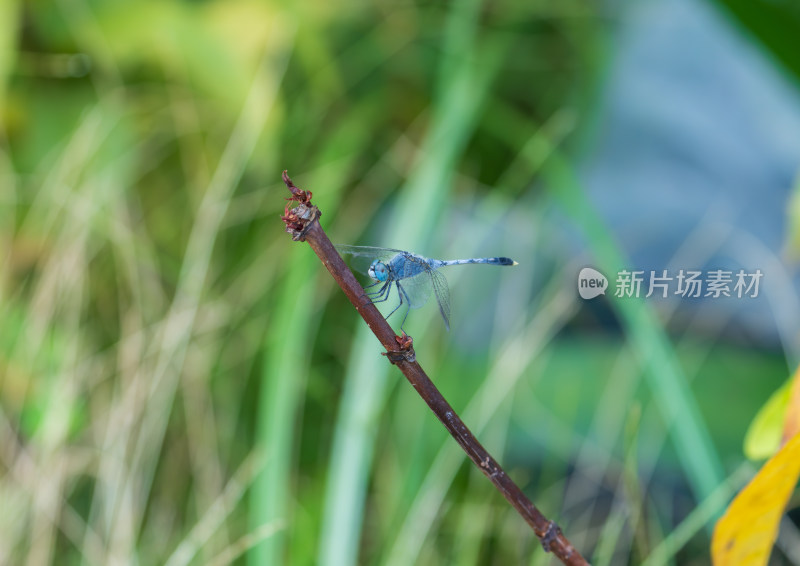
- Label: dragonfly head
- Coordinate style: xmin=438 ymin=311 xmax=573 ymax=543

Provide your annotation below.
xmin=368 ymin=260 xmax=389 ymax=282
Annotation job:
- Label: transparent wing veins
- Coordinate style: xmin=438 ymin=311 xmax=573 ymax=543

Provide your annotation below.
xmin=428 ymin=267 xmax=451 ymax=331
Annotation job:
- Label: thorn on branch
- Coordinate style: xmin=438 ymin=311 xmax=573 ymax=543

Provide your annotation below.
xmin=382 ymin=332 xmax=416 ymax=364
xmin=541 ymin=521 xmax=563 ymax=554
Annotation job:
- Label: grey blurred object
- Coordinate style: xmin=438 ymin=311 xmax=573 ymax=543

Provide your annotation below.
xmin=579 ymin=0 xmax=800 ymax=353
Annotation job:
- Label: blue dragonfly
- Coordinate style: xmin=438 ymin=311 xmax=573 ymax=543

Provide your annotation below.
xmin=335 ymin=245 xmax=517 ymax=332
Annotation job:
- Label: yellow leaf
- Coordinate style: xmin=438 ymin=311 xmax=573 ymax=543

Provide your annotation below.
xmin=712 ymin=432 xmax=800 ymax=565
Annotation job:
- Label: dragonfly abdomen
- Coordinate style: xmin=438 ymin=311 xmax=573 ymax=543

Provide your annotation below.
xmin=438 ymin=257 xmax=517 ymax=267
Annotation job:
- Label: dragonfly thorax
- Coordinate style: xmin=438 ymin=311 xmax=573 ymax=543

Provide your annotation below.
xmin=368 ymin=260 xmax=390 ymax=282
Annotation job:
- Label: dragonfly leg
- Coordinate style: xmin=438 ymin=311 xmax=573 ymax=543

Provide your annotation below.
xmin=364 ymin=288 xmax=385 ymax=302
xmin=393 ymin=282 xmax=413 ymax=334
xmin=384 ymin=282 xmax=405 ymax=320
xmin=367 ymin=281 xmax=392 ymax=304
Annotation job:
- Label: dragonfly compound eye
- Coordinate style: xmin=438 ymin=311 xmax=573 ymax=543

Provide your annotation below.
xmin=368 ymin=261 xmax=389 ymax=282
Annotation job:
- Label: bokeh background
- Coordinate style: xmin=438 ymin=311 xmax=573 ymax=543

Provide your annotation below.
xmin=2 ymin=0 xmax=800 ymax=564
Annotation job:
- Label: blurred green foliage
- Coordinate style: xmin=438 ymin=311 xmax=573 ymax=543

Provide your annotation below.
xmin=713 ymin=0 xmax=800 ymax=83
xmin=0 ymin=0 xmax=797 ymax=565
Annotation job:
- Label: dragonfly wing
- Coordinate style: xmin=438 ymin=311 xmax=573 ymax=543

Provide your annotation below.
xmin=428 ymin=267 xmax=451 ymax=331
xmin=333 ymin=245 xmax=406 ymax=260
xmin=395 ymin=270 xmax=433 ymax=310
xmin=396 ymin=265 xmax=451 ymax=330
xmin=334 ymin=245 xmax=406 ymax=278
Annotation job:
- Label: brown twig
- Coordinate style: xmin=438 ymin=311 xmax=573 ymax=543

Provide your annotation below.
xmin=280 ymin=171 xmax=589 ymax=565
